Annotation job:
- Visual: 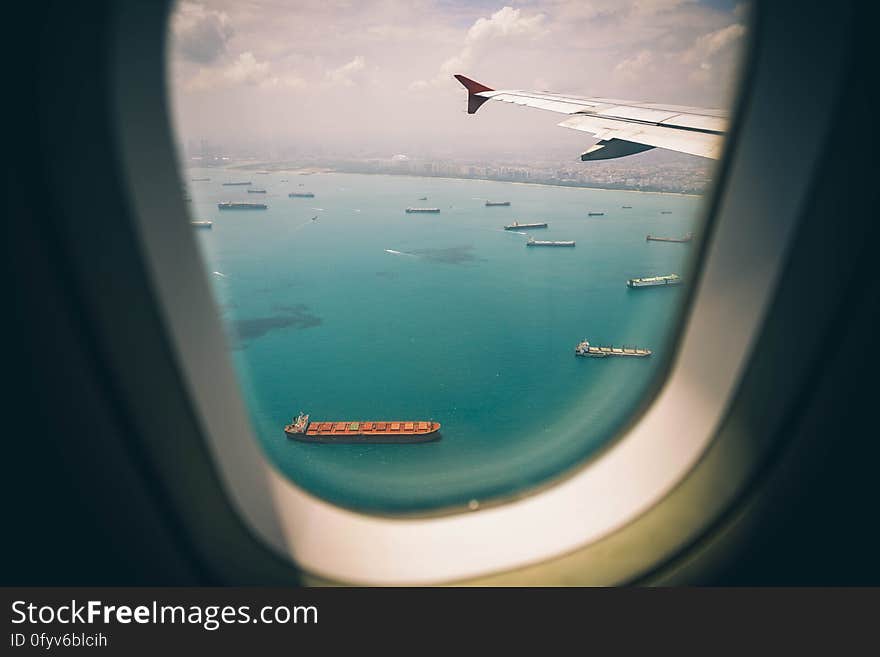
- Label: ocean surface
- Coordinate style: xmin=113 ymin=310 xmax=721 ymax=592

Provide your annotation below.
xmin=185 ymin=168 xmax=702 ymax=513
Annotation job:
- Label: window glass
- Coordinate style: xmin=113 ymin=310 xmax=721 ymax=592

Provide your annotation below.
xmin=167 ymin=0 xmax=748 ymax=513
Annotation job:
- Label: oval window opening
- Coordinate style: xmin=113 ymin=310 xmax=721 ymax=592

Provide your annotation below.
xmin=166 ymin=0 xmax=749 ymax=514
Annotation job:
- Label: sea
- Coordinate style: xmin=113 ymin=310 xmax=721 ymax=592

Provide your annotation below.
xmin=185 ymin=167 xmax=702 ymax=514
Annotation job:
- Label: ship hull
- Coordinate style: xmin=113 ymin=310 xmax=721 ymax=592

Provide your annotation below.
xmin=286 ymin=421 xmax=441 ymax=444
xmin=504 ymin=223 xmax=547 ymax=230
xmin=627 ymin=279 xmax=681 ymax=288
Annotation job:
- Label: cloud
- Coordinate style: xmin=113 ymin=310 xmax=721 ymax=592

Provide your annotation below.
xmin=171 ymin=2 xmax=234 ymax=64
xmin=413 ymin=6 xmax=547 ymax=90
xmin=681 ymin=23 xmax=746 ymax=81
xmin=185 ymin=51 xmax=305 ymax=91
xmin=466 ymin=6 xmax=547 ymax=42
xmin=325 ymin=55 xmax=366 ymax=87
xmin=613 ymin=50 xmax=655 ymax=83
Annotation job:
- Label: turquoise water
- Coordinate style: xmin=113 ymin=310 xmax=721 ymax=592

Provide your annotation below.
xmin=186 ymin=168 xmax=701 ymax=513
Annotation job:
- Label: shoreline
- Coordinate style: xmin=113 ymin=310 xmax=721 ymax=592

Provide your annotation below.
xmin=202 ymin=163 xmax=703 ymax=198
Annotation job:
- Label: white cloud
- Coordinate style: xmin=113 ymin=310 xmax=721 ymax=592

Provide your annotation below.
xmin=185 ymin=51 xmax=305 ymax=91
xmin=416 ymin=6 xmax=547 ymax=89
xmin=325 ymin=55 xmax=367 ymax=87
xmin=613 ymin=50 xmax=655 ymax=83
xmin=466 ymin=6 xmax=547 ymax=42
xmin=171 ymin=2 xmax=234 ymax=64
xmin=681 ymin=23 xmax=746 ymax=81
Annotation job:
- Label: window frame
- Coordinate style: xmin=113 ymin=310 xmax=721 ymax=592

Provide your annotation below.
xmin=112 ymin=1 xmax=850 ymax=584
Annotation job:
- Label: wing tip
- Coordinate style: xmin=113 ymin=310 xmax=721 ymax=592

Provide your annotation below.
xmin=453 ymin=74 xmax=494 ymax=94
xmin=454 ymin=74 xmax=494 ymax=114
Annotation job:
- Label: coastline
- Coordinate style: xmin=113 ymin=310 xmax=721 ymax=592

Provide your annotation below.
xmin=208 ymin=163 xmax=703 ymax=198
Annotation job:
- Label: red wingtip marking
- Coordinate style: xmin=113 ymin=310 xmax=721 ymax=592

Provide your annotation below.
xmin=454 ymin=74 xmax=494 ymax=94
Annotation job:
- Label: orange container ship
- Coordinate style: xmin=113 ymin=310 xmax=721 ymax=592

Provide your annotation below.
xmin=284 ymin=412 xmax=440 ymax=443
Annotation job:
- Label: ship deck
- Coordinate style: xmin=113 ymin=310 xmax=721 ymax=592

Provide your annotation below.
xmin=576 ymin=342 xmax=652 ymax=357
xmin=305 ymin=421 xmax=440 ymax=436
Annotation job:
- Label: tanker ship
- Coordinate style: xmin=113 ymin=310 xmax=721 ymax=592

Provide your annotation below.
xmin=504 ymin=221 xmax=548 ymax=230
xmin=627 ymin=273 xmax=682 ymax=288
xmin=646 ymin=232 xmax=693 ymax=243
xmin=527 ymin=238 xmax=575 ymax=247
xmin=284 ymin=413 xmax=441 ymax=443
xmin=217 ymin=201 xmax=268 ymax=210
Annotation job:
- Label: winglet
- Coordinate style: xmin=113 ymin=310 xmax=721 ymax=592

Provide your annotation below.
xmin=454 ymin=74 xmax=494 ymax=114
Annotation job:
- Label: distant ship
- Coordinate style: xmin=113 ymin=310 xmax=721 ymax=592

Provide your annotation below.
xmin=622 ymin=205 xmax=632 ymax=209
xmin=575 ymin=340 xmax=652 ymax=358
xmin=660 ymin=210 xmax=673 ymax=214
xmin=646 ymin=232 xmax=693 ymax=243
xmin=527 ymin=238 xmax=575 ymax=247
xmin=191 ymin=177 xmax=211 ymax=182
xmin=627 ymin=274 xmax=682 ymax=288
xmin=222 ymin=181 xmax=252 ymax=186
xmin=588 ymin=211 xmax=605 ymax=216
xmin=504 ymin=221 xmax=548 ymax=230
xmin=247 ymin=189 xmax=267 ymax=194
xmin=418 ymin=196 xmax=428 ymax=200
xmin=406 ymin=207 xmax=440 ymax=213
xmin=289 ymin=192 xmax=315 ymax=198
xmin=284 ymin=412 xmax=441 ymax=444
xmin=485 ymin=200 xmax=511 ymax=206
xmin=217 ymin=201 xmax=267 ymax=210
xmin=190 ymin=220 xmax=212 ymax=228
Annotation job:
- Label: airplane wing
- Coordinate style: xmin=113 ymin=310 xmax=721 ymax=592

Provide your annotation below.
xmin=454 ymin=74 xmax=727 ymax=161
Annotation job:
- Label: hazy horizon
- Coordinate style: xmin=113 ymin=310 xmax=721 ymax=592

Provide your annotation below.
xmin=168 ymin=0 xmax=748 ymax=161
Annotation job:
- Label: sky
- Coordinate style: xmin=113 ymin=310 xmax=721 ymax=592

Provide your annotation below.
xmin=167 ymin=0 xmax=749 ymax=160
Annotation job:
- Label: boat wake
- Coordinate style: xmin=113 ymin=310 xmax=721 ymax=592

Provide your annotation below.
xmin=212 ymin=271 xmax=227 ymax=278
xmin=384 ymin=249 xmax=417 ymax=257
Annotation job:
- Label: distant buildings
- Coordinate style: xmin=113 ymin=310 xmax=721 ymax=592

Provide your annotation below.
xmin=185 ymin=147 xmax=712 ymax=195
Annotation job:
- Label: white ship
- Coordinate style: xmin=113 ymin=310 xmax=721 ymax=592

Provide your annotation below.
xmin=526 ymin=238 xmax=575 ymax=247
xmin=627 ymin=274 xmax=682 ymax=288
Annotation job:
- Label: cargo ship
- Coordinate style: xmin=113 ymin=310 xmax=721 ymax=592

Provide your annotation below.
xmin=418 ymin=196 xmax=428 ymax=200
xmin=622 ymin=205 xmax=632 ymax=209
xmin=646 ymin=232 xmax=693 ymax=243
xmin=222 ymin=181 xmax=252 ymax=186
xmin=191 ymin=177 xmax=211 ymax=182
xmin=588 ymin=211 xmax=605 ymax=216
xmin=289 ymin=192 xmax=315 ymax=198
xmin=190 ymin=220 xmax=213 ymax=228
xmin=504 ymin=221 xmax=548 ymax=230
xmin=527 ymin=238 xmax=575 ymax=247
xmin=575 ymin=340 xmax=652 ymax=358
xmin=485 ymin=200 xmax=511 ymax=206
xmin=247 ymin=188 xmax=267 ymax=194
xmin=627 ymin=274 xmax=682 ymax=288
xmin=406 ymin=207 xmax=440 ymax=213
xmin=284 ymin=412 xmax=441 ymax=443
xmin=217 ymin=202 xmax=268 ymax=210
xmin=660 ymin=210 xmax=673 ymax=214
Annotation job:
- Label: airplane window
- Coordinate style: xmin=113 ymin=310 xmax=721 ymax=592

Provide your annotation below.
xmin=166 ymin=0 xmax=749 ymax=514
